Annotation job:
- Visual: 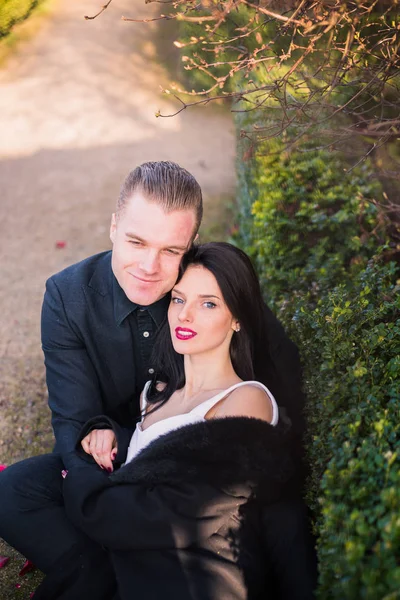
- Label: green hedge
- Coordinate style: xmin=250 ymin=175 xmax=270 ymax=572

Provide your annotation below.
xmin=234 ymin=132 xmax=400 ymax=598
xmin=0 ymin=0 xmax=41 ymax=39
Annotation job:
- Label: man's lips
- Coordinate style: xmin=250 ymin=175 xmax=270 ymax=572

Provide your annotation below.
xmin=130 ymin=274 xmax=160 ymax=285
xmin=175 ymin=327 xmax=197 ymax=340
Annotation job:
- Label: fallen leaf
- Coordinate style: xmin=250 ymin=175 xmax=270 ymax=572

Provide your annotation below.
xmin=0 ymin=556 xmax=10 ymax=569
xmin=0 ymin=465 xmax=7 ymax=471
xmin=19 ymin=559 xmax=36 ymax=577
xmin=55 ymin=241 xmax=66 ymax=249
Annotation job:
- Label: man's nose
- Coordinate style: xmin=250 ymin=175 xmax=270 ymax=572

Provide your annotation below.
xmin=139 ymin=250 xmax=159 ymax=275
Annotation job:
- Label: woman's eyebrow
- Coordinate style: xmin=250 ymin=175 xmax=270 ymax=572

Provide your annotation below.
xmin=173 ymin=288 xmax=220 ymax=300
xmin=172 ymin=288 xmax=185 ymax=296
xmin=199 ymin=294 xmax=220 ymax=299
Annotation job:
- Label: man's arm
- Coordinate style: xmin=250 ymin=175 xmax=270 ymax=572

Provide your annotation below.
xmin=78 ymin=415 xmax=134 ymax=470
xmin=41 ymin=277 xmax=104 ymax=457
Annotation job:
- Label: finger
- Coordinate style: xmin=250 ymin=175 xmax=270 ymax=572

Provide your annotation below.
xmin=97 ymin=430 xmax=117 ymax=470
xmin=81 ymin=432 xmax=92 ymax=454
xmin=98 ymin=434 xmax=114 ymax=472
xmin=86 ymin=430 xmax=116 ymax=471
xmin=88 ymin=433 xmax=105 ymax=470
xmin=91 ymin=431 xmax=114 ymax=472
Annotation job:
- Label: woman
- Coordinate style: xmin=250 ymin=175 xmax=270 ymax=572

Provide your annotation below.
xmin=35 ymin=243 xmax=316 ymax=600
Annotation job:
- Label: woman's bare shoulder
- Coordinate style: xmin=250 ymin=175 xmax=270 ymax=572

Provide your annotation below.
xmin=214 ymin=384 xmax=273 ymax=423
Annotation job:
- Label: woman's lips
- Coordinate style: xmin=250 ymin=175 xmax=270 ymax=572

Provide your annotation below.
xmin=175 ymin=327 xmax=197 ymax=340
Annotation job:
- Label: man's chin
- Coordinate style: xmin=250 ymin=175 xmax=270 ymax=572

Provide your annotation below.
xmin=125 ymin=287 xmax=164 ymax=307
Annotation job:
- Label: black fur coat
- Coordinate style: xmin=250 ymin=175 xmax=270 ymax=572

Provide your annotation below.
xmin=35 ymin=417 xmax=317 ymax=600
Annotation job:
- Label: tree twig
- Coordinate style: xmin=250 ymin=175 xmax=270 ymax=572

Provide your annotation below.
xmin=84 ymin=0 xmax=114 ymax=21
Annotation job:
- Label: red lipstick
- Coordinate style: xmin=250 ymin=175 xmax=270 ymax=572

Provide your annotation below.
xmin=175 ymin=327 xmax=197 ymax=340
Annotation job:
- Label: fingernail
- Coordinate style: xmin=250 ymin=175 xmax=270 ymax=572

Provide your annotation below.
xmin=106 ymin=467 xmax=112 ymax=473
xmin=100 ymin=464 xmax=105 ymax=470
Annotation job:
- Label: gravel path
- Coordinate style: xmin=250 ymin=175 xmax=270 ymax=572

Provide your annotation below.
xmin=0 ymin=1 xmax=234 ymax=594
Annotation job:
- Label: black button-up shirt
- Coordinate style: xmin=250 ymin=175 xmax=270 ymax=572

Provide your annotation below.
xmin=112 ymin=276 xmax=170 ymax=411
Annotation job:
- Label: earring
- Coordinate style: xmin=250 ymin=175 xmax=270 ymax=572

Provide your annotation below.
xmin=235 ymin=324 xmax=240 ymax=332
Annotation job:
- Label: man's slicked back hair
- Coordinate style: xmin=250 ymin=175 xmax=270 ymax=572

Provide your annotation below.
xmin=117 ymin=161 xmax=203 ymax=234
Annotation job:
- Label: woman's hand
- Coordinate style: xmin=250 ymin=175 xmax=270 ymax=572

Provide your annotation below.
xmin=81 ymin=429 xmax=117 ymax=472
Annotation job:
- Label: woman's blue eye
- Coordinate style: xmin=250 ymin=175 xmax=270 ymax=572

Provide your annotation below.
xmin=204 ymin=301 xmax=216 ymax=309
xmin=171 ymin=297 xmax=184 ymax=304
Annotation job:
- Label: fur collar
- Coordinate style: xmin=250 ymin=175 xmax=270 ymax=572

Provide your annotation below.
xmin=111 ymin=417 xmax=294 ymax=496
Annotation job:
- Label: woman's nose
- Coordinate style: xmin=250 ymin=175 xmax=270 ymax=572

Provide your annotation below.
xmin=178 ymin=304 xmax=193 ymax=322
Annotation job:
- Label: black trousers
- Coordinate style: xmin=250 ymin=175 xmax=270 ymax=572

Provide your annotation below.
xmin=0 ymin=453 xmax=87 ymax=573
xmin=0 ymin=453 xmax=118 ymax=599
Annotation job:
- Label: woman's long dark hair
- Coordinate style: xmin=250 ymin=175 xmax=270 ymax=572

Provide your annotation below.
xmin=146 ymin=242 xmax=267 ymax=409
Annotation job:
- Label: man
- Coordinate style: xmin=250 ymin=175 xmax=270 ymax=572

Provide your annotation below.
xmin=0 ymin=161 xmax=316 ymax=596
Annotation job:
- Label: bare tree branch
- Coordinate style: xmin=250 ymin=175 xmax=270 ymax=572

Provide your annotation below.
xmin=84 ymin=0 xmax=114 ymax=21
xmin=88 ymin=0 xmax=400 ymax=183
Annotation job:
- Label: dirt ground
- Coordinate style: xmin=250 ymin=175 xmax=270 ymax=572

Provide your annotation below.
xmin=0 ymin=0 xmax=235 ymax=595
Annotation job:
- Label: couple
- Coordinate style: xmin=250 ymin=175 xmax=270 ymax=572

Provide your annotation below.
xmin=0 ymin=161 xmax=317 ymax=599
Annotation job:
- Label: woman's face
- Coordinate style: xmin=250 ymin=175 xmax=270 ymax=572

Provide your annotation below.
xmin=168 ymin=265 xmax=238 ymax=356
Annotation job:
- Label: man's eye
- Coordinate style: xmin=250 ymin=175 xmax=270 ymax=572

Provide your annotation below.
xmin=128 ymin=240 xmax=141 ymax=246
xmin=165 ymin=249 xmax=179 ymax=256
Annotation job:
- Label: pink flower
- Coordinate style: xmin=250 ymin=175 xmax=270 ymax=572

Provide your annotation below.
xmin=0 ymin=465 xmax=7 ymax=472
xmin=55 ymin=241 xmax=66 ymax=249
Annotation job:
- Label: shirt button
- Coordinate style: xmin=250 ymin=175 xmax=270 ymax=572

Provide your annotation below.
xmin=143 ymin=331 xmax=150 ymax=338
xmin=148 ymin=368 xmax=155 ymax=374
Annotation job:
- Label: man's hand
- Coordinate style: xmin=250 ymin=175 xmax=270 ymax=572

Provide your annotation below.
xmin=81 ymin=429 xmax=117 ymax=472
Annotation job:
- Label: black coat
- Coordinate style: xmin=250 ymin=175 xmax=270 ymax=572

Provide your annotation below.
xmin=35 ymin=417 xmax=317 ymax=600
xmin=41 ymin=251 xmax=306 ymax=461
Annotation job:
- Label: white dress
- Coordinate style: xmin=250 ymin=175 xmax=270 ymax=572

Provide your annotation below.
xmin=125 ymin=380 xmax=279 ymax=464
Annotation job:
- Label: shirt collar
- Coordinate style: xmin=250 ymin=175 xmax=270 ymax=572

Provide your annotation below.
xmin=112 ymin=276 xmax=169 ymax=326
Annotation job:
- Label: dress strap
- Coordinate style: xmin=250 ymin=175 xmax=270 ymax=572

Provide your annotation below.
xmin=140 ymin=380 xmax=152 ymax=417
xmin=190 ymin=380 xmax=279 ymax=426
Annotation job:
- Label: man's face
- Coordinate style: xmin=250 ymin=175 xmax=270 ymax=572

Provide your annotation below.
xmin=110 ymin=191 xmax=197 ymax=306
